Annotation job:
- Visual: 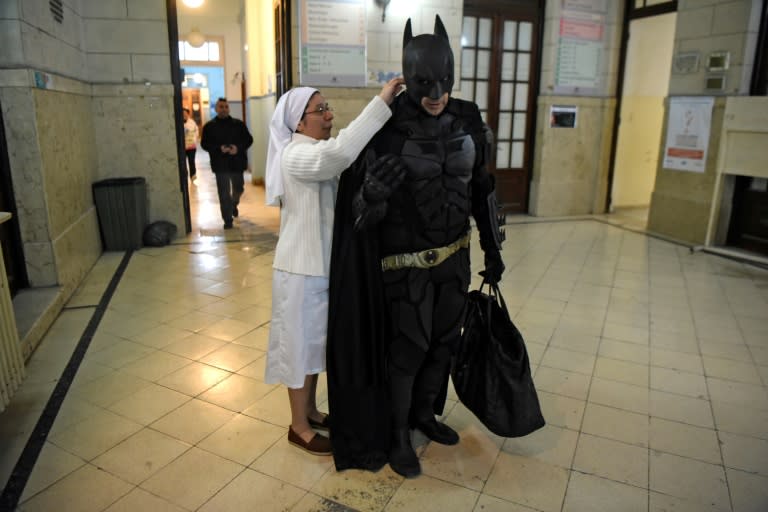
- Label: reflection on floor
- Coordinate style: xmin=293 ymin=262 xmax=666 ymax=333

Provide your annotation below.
xmin=1 ymin=156 xmax=767 ymax=511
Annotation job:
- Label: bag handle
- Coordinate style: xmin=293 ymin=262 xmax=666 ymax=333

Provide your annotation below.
xmin=480 ymin=278 xmax=509 ymax=316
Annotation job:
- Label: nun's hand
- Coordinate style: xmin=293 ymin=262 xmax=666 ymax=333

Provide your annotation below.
xmin=378 ymin=77 xmax=406 ymax=105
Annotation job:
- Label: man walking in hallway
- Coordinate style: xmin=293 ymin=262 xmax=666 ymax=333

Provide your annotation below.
xmin=201 ymin=97 xmax=253 ymax=229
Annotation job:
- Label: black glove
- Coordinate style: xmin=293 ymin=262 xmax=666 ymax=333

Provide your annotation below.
xmin=361 ymin=153 xmax=406 ymax=202
xmin=479 ymin=249 xmax=505 ymax=284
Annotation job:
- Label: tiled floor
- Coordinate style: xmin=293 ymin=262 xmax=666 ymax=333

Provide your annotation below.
xmin=1 ymin=154 xmax=768 ymax=511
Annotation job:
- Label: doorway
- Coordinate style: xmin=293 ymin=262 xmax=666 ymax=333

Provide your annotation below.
xmin=0 ymin=98 xmax=28 ymax=296
xmin=608 ymin=6 xmax=676 ymax=224
xmin=461 ymin=0 xmax=543 ymax=213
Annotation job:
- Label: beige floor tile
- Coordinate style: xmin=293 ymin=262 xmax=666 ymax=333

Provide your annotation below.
xmin=502 ymin=424 xmax=578 ymax=469
xmin=48 ymin=396 xmax=104 ymax=437
xmin=227 ymin=288 xmax=274 ymax=308
xmin=107 ymin=383 xmax=190 ymax=425
xmin=598 ymin=338 xmax=650 ymax=365
xmin=99 ymin=314 xmax=161 ymax=340
xmin=484 ymin=452 xmax=568 ymax=512
xmin=573 ymin=433 xmax=648 ymax=487
xmin=232 ymin=325 xmax=270 ymax=351
xmin=420 ymin=403 xmax=504 ymax=490
xmin=650 ymin=347 xmax=703 ymax=374
xmin=133 ymin=303 xmax=192 ymax=325
xmin=139 ymin=447 xmax=244 ymax=510
xmin=19 ymin=442 xmax=86 ymax=502
xmin=199 ymin=342 xmax=263 ymax=372
xmin=92 ymin=428 xmax=190 ymax=484
xmin=699 ymin=341 xmax=755 ymax=363
xmin=196 ymin=299 xmax=251 ymax=317
xmin=384 ymin=475 xmax=479 ymax=512
xmin=726 ymin=467 xmax=768 ymax=512
xmin=86 ymin=339 xmax=156 ymax=370
xmin=198 ymin=468 xmax=306 ymax=512
xmin=703 ymin=356 xmax=762 ymax=385
xmin=241 ymin=386 xmax=291 ymax=427
xmin=706 ymin=377 xmax=768 ymax=410
xmin=603 ymin=322 xmax=648 ymax=345
xmin=649 ymin=451 xmax=730 ymax=511
xmin=537 ymin=391 xmax=585 ymax=431
xmin=198 ymin=414 xmax=284 ymax=465
xmin=118 ymin=351 xmax=192 ymax=382
xmin=650 ymin=330 xmax=699 ymax=353
xmin=86 ymin=331 xmax=125 ymax=354
xmin=161 ymin=332 xmax=227 ymax=360
xmin=711 ymin=400 xmax=768 ymax=440
xmin=291 ymin=493 xmax=359 ymax=512
xmin=588 ymin=378 xmax=649 ymax=414
xmin=533 ymin=367 xmax=591 ymax=401
xmin=473 ymin=494 xmax=539 ymax=512
xmin=718 ymin=431 xmax=768 ymax=475
xmin=649 ymin=417 xmax=720 ymax=464
xmin=519 ymin=324 xmax=556 ymax=346
xmin=250 ymin=434 xmax=334 ymax=490
xmin=150 ymin=398 xmax=237 ymax=444
xmin=581 ymin=403 xmax=648 ymax=447
xmin=199 ymin=317 xmax=257 ymax=342
xmin=198 ymin=373 xmax=275 ymax=412
xmin=310 ymin=465 xmax=401 ymax=512
xmin=697 ymin=325 xmax=745 ymax=345
xmin=236 ymin=354 xmax=269 ymax=381
xmin=650 ymin=366 xmax=708 ymax=399
xmin=70 ymin=370 xmax=153 ymax=408
xmin=562 ymin=471 xmax=647 ymax=512
xmin=103 ymin=487 xmax=187 ymax=512
xmin=156 ymin=361 xmax=231 ymax=397
xmin=19 ymin=465 xmax=131 ymax=511
xmin=649 ymin=389 xmax=714 ymax=428
xmin=594 ymin=357 xmax=648 ymax=386
xmin=127 ymin=324 xmax=195 ymax=350
xmin=49 ymin=407 xmax=143 ymax=461
xmin=540 ymin=347 xmax=596 ymax=375
xmin=166 ymin=311 xmax=226 ymax=334
xmin=649 ymin=491 xmax=725 ymax=512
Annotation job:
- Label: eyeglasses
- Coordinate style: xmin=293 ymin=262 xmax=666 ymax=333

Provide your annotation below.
xmin=304 ymin=103 xmax=333 ymax=115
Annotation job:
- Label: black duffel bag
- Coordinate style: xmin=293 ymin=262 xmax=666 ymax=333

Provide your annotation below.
xmin=452 ymin=280 xmax=545 ymax=437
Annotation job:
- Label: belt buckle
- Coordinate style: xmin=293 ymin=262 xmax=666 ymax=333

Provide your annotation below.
xmin=424 ymin=249 xmax=438 ymax=266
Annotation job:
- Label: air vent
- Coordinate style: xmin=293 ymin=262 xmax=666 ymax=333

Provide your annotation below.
xmin=50 ymin=0 xmax=63 ymax=24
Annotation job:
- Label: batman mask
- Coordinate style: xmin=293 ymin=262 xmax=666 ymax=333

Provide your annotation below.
xmin=402 ymin=15 xmax=455 ymax=107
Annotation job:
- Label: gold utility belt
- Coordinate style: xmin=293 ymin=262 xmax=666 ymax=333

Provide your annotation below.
xmin=381 ymin=232 xmax=471 ymax=272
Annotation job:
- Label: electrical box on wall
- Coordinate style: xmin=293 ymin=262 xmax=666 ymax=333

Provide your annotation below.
xmin=705 ymin=74 xmax=727 ymax=92
xmin=707 ymin=51 xmax=730 ymax=72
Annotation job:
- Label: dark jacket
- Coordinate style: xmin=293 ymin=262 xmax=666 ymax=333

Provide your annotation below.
xmin=201 ymin=116 xmax=253 ymax=173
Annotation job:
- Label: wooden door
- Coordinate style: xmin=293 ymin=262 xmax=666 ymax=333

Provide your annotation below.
xmin=462 ymin=0 xmax=542 ymax=212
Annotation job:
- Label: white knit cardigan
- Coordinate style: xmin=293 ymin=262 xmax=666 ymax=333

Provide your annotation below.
xmin=272 ymin=95 xmax=392 ymax=277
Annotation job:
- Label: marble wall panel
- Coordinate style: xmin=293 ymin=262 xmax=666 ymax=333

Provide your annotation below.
xmin=20 ymin=23 xmax=88 ymax=81
xmin=23 ymin=241 xmax=56 ymax=286
xmin=21 ymin=0 xmax=85 ymax=50
xmin=0 ymin=20 xmax=24 ymax=66
xmin=712 ymin=1 xmax=751 ymax=35
xmin=0 ymin=0 xmax=20 ymax=18
xmin=91 ymin=85 xmax=185 ymax=231
xmin=52 ymin=209 xmax=101 ymax=292
xmin=33 ymin=89 xmax=98 ymax=240
xmin=127 ymin=0 xmax=166 ymax=20
xmin=87 ymin=53 xmax=132 ymax=83
xmin=80 ymin=0 xmax=128 ymax=18
xmin=0 ymin=87 xmax=48 ymax=244
xmin=131 ymin=54 xmax=171 ymax=83
xmin=83 ymin=20 xmax=168 ymax=54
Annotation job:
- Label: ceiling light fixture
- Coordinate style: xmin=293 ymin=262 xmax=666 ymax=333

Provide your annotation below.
xmin=187 ymin=27 xmax=205 ymax=48
xmin=182 ymin=0 xmax=204 ymax=7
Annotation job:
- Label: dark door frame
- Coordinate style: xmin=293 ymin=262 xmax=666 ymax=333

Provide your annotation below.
xmin=0 ymin=97 xmax=29 ymax=296
xmin=166 ymin=0 xmax=192 ymax=234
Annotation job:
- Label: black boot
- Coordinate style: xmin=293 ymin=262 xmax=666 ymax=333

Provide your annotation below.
xmin=413 ymin=417 xmax=459 ymax=445
xmin=389 ymin=428 xmax=420 ymax=477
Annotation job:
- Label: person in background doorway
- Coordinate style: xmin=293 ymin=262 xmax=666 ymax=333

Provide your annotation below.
xmin=264 ymin=78 xmax=404 ymax=456
xmin=201 ymin=97 xmax=254 ymax=229
xmin=182 ymin=108 xmax=199 ymax=184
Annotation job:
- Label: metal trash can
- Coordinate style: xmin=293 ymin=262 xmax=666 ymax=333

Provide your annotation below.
xmin=92 ymin=177 xmax=148 ymax=250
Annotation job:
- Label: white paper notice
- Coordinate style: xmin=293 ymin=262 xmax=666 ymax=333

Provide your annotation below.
xmin=663 ymin=96 xmax=715 ymax=173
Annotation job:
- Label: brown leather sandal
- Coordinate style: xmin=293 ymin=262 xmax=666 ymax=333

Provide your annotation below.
xmin=288 ymin=427 xmax=332 ymax=455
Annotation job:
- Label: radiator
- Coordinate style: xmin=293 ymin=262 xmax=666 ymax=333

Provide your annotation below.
xmin=0 ymin=216 xmax=25 ymax=413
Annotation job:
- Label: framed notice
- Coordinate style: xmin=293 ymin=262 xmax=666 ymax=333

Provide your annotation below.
xmin=299 ymin=0 xmax=367 ymax=87
xmin=663 ymin=96 xmax=714 ymax=173
xmin=554 ymin=7 xmax=606 ymax=94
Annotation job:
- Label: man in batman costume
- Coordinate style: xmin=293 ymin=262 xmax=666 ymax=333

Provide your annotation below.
xmin=327 ymin=15 xmax=505 ymax=477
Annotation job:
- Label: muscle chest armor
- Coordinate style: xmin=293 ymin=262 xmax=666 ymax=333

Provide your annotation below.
xmin=380 ymin=111 xmax=477 ymax=254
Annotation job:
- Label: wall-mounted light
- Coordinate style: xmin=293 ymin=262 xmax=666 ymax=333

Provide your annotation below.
xmin=374 ymin=0 xmax=390 ymax=22
xmin=182 ymin=0 xmax=204 ymax=7
xmin=187 ymin=27 xmax=205 ymax=48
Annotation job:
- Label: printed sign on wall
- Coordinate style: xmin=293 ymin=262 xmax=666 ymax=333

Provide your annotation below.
xmin=663 ymin=96 xmax=715 ymax=173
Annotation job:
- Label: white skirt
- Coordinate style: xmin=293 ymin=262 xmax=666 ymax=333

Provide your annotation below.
xmin=265 ymin=270 xmax=328 ymax=388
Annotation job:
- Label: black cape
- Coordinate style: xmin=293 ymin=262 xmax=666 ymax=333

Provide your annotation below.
xmin=327 ymin=156 xmax=391 ymax=471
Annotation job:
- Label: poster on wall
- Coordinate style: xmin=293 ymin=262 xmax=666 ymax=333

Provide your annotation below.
xmin=554 ymin=1 xmax=606 ymax=94
xmin=299 ymin=0 xmax=367 ymax=87
xmin=663 ymin=96 xmax=715 ymax=173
